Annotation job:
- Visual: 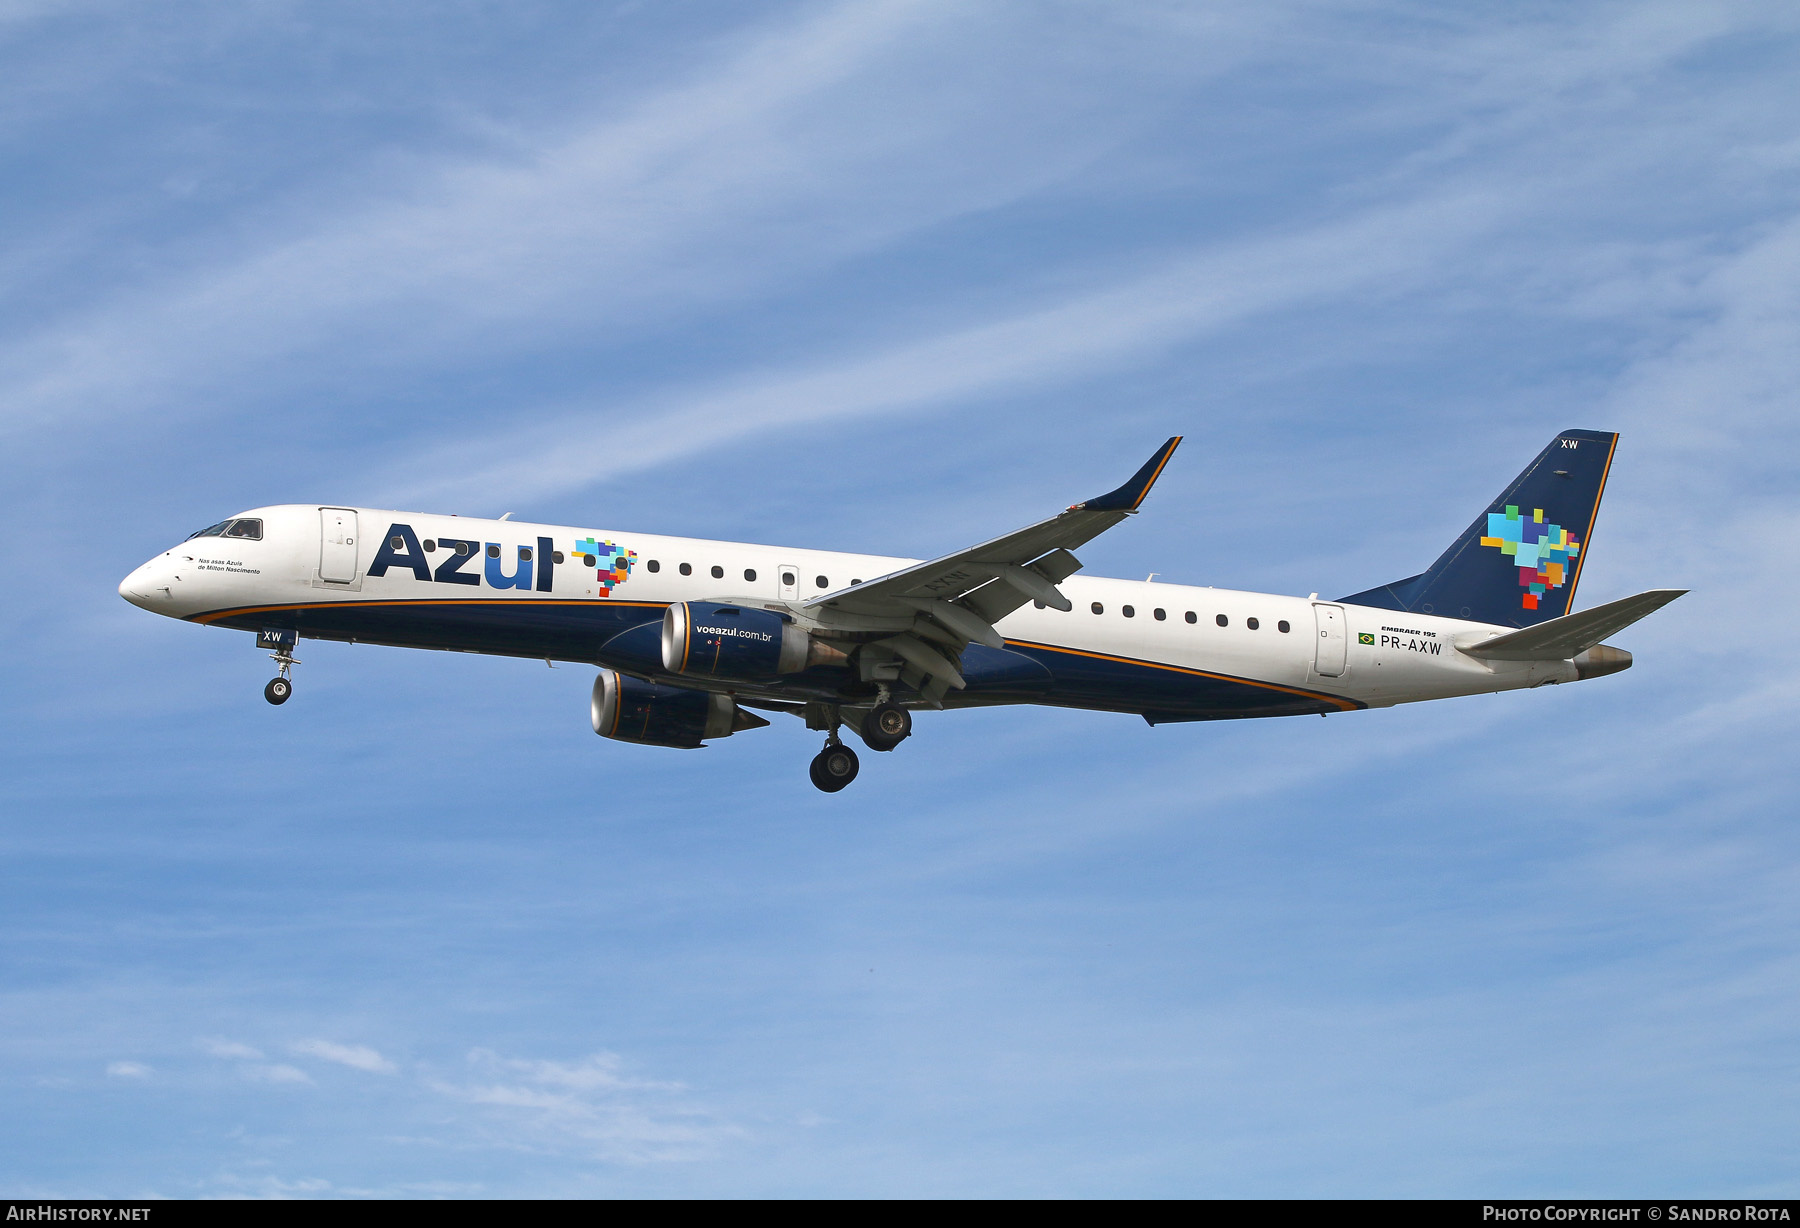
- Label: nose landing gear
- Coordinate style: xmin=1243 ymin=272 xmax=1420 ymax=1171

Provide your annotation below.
xmin=259 ymin=629 xmax=300 ymax=706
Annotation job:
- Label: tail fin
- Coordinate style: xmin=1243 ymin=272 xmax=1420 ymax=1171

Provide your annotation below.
xmin=1340 ymin=429 xmax=1618 ymax=628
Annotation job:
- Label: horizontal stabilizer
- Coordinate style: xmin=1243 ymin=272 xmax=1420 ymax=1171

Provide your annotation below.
xmin=1456 ymin=589 xmax=1686 ymax=661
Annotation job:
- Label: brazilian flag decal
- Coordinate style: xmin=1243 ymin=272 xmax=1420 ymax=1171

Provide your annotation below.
xmin=1358 ymin=633 xmax=1375 ymax=645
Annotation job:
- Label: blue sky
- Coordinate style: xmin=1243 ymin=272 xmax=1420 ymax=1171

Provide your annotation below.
xmin=3 ymin=0 xmax=1799 ymax=1198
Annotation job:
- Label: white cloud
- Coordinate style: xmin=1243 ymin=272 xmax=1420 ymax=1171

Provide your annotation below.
xmin=196 ymin=1037 xmax=264 ymax=1061
xmin=424 ymin=1048 xmax=738 ymax=1164
xmin=0 ymin=0 xmax=1199 ymax=442
xmin=105 ymin=1060 xmax=151 ymax=1079
xmin=375 ymin=185 xmax=1508 ymax=509
xmin=290 ymin=1039 xmax=397 ymax=1075
xmin=243 ymin=1063 xmax=312 ymax=1085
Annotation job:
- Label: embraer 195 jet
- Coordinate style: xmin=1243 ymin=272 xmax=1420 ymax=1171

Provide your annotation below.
xmin=120 ymin=431 xmax=1680 ymax=791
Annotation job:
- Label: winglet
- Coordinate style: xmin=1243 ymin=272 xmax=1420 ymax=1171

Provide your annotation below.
xmin=1074 ymin=437 xmax=1182 ymax=513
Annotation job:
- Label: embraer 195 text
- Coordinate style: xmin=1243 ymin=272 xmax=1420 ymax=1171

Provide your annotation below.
xmin=120 ymin=432 xmax=1681 ymax=791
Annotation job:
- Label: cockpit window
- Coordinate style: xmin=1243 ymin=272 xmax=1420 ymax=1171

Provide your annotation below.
xmin=186 ymin=518 xmax=263 ymax=541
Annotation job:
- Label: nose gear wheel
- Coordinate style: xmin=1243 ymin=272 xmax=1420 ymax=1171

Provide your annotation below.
xmin=265 ymin=645 xmax=300 ymax=705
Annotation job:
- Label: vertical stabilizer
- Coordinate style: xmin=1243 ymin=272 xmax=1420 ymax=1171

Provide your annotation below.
xmin=1339 ymin=429 xmax=1617 ymax=628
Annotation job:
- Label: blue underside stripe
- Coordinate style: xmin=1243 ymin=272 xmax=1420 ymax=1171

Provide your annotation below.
xmin=194 ymin=598 xmax=1360 ymax=719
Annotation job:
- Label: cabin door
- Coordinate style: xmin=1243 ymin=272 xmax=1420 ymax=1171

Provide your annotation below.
xmin=319 ymin=508 xmax=360 ymax=583
xmin=1313 ymin=603 xmax=1347 ymax=677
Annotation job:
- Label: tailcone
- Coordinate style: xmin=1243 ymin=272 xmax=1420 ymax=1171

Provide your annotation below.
xmin=1573 ymin=643 xmax=1632 ymax=680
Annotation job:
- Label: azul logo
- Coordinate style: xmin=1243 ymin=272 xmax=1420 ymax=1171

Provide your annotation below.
xmin=572 ymin=538 xmax=636 ymax=597
xmin=1479 ymin=505 xmax=1581 ymax=611
xmin=368 ymin=523 xmax=563 ymax=593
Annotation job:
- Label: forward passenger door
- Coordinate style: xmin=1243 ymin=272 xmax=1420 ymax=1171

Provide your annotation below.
xmin=318 ymin=508 xmax=360 ymax=584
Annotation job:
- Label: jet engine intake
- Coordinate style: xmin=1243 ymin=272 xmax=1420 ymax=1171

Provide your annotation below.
xmin=662 ymin=601 xmax=845 ymax=679
xmin=590 ymin=669 xmax=768 ymax=748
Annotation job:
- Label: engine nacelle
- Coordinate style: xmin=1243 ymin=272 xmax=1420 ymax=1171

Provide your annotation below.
xmin=661 ymin=601 xmax=845 ymax=679
xmin=590 ymin=669 xmax=767 ymax=748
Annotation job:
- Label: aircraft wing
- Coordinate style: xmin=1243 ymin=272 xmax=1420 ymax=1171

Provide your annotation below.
xmin=801 ymin=437 xmax=1181 ymax=699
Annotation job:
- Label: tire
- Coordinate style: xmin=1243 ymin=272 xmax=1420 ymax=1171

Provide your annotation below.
xmin=810 ymin=745 xmax=859 ymax=792
xmin=861 ymin=702 xmax=911 ymax=752
xmin=264 ymin=677 xmax=291 ymax=705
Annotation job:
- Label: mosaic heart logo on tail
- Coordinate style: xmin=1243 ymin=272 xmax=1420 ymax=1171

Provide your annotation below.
xmin=1479 ymin=506 xmax=1580 ymax=611
xmin=573 ymin=537 xmax=637 ymax=596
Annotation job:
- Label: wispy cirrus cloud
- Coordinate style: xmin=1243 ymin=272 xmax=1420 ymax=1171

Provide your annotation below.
xmin=290 ymin=1038 xmax=397 ymax=1074
xmin=374 ymin=185 xmax=1509 ymax=510
xmin=424 ymin=1049 xmax=739 ymax=1164
xmin=196 ymin=1037 xmax=264 ymax=1061
xmin=188 ymin=1033 xmax=735 ymax=1165
xmin=0 ymin=0 xmax=1252 ymax=444
xmin=243 ymin=1062 xmax=312 ymax=1085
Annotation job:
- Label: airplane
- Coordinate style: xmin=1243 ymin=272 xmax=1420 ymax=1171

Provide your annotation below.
xmin=119 ymin=430 xmax=1681 ymax=792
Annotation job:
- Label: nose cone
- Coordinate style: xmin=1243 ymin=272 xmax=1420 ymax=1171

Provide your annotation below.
xmin=118 ymin=558 xmax=167 ymax=611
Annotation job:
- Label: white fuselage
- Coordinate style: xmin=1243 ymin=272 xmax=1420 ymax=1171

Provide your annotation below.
xmin=120 ymin=503 xmax=1574 ymax=718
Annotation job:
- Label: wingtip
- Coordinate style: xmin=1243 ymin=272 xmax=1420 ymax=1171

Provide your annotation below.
xmin=1076 ymin=436 xmax=1184 ymax=513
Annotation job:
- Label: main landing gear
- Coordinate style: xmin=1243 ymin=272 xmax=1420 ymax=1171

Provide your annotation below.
xmin=861 ymin=701 xmax=912 ymax=752
xmin=804 ymin=697 xmax=915 ymax=792
xmin=809 ymin=739 xmax=860 ymax=793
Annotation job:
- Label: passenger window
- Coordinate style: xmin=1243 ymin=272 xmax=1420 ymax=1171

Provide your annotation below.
xmin=647 ymin=560 xmax=660 ymax=572
xmin=1278 ymin=620 xmax=1290 ymax=633
xmin=424 ymin=540 xmax=437 ymax=551
xmin=782 ymin=571 xmax=796 ymax=586
xmin=391 ymin=536 xmax=405 ymax=550
xmin=582 ymin=552 xmax=596 ymax=566
xmin=552 ymin=551 xmax=564 ymax=564
xmin=1154 ymin=608 xmax=1166 ymax=621
xmin=1216 ymin=614 xmax=1228 ymax=627
xmin=1123 ymin=605 xmax=1135 ymax=618
xmin=486 ymin=544 xmax=500 ymax=558
xmin=1185 ymin=611 xmax=1196 ymax=624
xmin=816 ymin=575 xmax=829 ymax=588
xmin=1091 ymin=602 xmax=1104 ymax=615
xmin=744 ymin=568 xmax=757 ymax=582
xmin=711 ymin=565 xmax=724 ymax=579
xmin=679 ymin=563 xmax=692 ymax=576
xmin=1247 ymin=617 xmax=1260 ymax=630
xmin=521 ymin=547 xmax=533 ymax=562
xmin=457 ymin=542 xmax=473 ymax=557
